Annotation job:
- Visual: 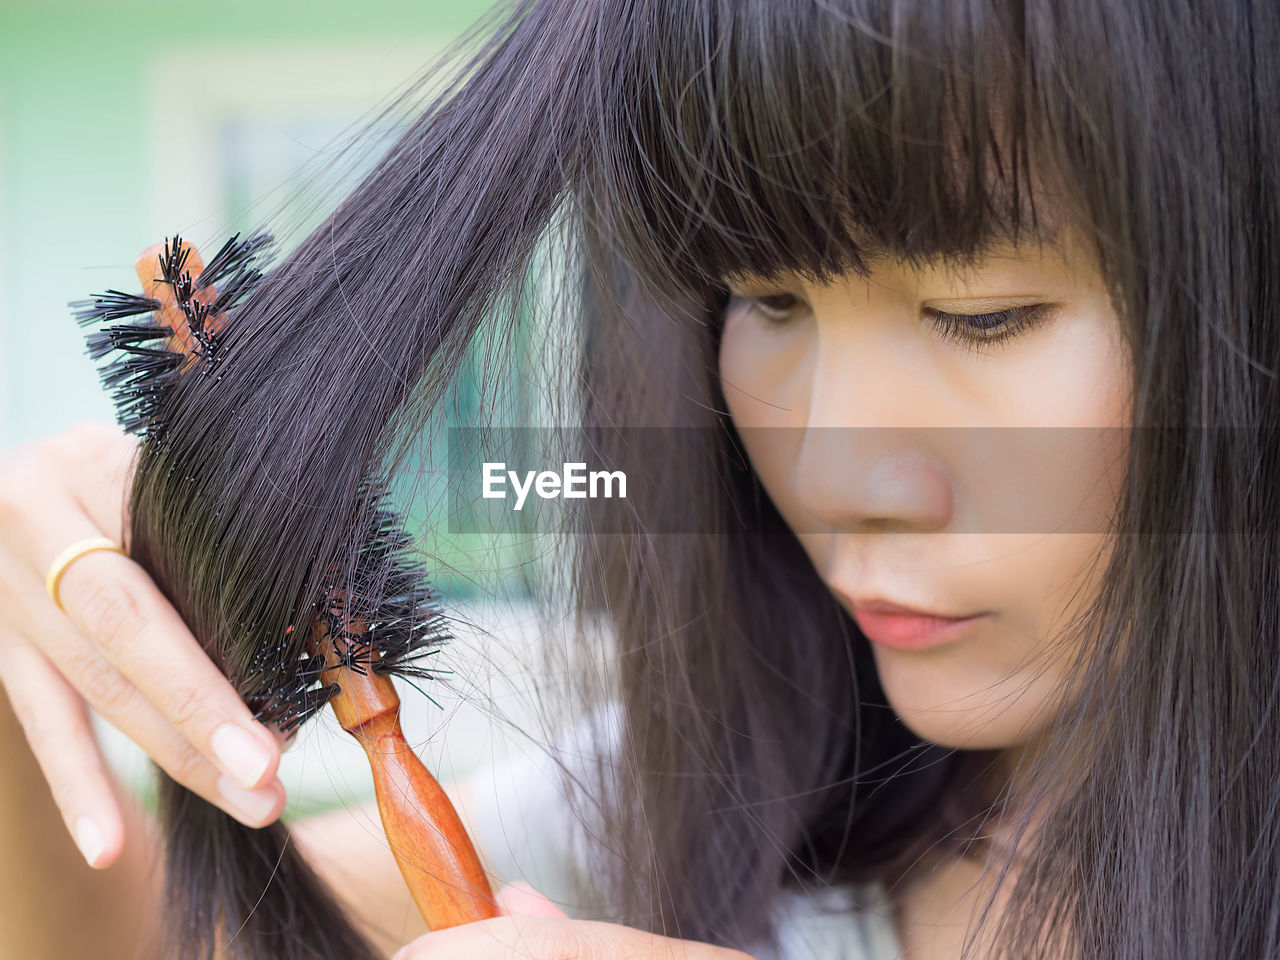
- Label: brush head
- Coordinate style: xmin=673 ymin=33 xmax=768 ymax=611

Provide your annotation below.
xmin=71 ymin=232 xmax=271 ymax=442
xmin=71 ymin=233 xmax=451 ymax=733
xmin=252 ymin=484 xmax=452 ymax=733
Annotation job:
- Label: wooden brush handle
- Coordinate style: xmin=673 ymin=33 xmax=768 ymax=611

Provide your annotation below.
xmin=312 ymin=608 xmax=500 ymax=930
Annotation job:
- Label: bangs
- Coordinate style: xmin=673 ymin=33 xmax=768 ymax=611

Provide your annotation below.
xmin=584 ymin=0 xmax=1057 ymax=293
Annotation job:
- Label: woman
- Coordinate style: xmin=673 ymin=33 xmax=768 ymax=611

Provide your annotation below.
xmin=1 ymin=0 xmax=1277 ymax=958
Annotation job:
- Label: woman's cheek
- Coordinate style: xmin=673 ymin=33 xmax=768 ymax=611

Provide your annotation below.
xmin=719 ymin=309 xmax=821 ymax=541
xmin=718 ymin=307 xmax=813 ymax=430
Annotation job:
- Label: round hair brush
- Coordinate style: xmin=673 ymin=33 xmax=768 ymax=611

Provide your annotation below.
xmin=72 ymin=234 xmax=500 ymax=933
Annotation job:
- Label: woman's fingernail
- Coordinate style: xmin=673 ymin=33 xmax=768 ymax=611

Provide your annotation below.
xmin=217 ymin=775 xmax=280 ymax=826
xmin=211 ymin=723 xmax=273 ymax=789
xmin=75 ymin=816 xmax=105 ymax=867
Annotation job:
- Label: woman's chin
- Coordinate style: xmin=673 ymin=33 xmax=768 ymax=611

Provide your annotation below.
xmin=890 ymin=704 xmax=1028 ymax=751
xmin=874 ymin=658 xmax=1058 ymax=752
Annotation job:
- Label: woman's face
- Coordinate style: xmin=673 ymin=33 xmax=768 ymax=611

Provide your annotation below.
xmin=719 ymin=231 xmax=1132 ymax=750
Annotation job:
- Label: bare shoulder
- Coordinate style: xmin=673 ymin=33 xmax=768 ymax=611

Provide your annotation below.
xmin=289 ymin=798 xmax=429 ymax=955
xmin=289 ymin=776 xmax=488 ymax=956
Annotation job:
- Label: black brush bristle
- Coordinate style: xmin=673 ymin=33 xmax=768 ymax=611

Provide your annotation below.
xmin=197 ymin=230 xmax=273 ymax=316
xmin=245 ymin=479 xmax=453 ymax=732
xmin=71 ymin=233 xmax=273 ymax=442
xmin=70 ymin=289 xmax=161 ymax=324
xmin=157 ymin=235 xmax=192 ymax=288
xmin=196 ymin=230 xmax=271 ymax=287
xmin=348 ymin=488 xmax=453 ymax=682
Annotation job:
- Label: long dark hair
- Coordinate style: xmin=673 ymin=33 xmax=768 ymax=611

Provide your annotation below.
xmin=79 ymin=0 xmax=1280 ymax=957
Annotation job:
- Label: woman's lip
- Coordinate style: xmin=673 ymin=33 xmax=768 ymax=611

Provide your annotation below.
xmin=851 ymin=605 xmax=990 ymax=651
xmin=848 ymin=596 xmax=976 ymax=618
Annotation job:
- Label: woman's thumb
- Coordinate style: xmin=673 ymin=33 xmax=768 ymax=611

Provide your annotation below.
xmin=495 ymin=881 xmax=568 ymax=918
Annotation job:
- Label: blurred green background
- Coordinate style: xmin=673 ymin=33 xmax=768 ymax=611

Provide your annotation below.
xmin=0 ymin=0 xmax=502 ymax=452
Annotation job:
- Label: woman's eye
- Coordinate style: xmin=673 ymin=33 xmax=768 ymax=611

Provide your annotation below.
xmin=726 ymin=291 xmax=1054 ymax=348
xmin=924 ymin=303 xmax=1054 ymax=351
xmin=740 ymin=292 xmax=803 ymax=324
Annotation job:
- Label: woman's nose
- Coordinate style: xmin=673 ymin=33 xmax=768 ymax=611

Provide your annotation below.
xmin=789 ymin=337 xmax=955 ymax=534
xmin=791 ymin=429 xmax=955 ymax=533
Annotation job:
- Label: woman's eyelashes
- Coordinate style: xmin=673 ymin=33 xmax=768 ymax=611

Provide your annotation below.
xmin=744 ymin=292 xmax=803 ymax=322
xmin=923 ymin=303 xmax=1056 ymax=352
xmin=728 ymin=291 xmax=1056 ymax=352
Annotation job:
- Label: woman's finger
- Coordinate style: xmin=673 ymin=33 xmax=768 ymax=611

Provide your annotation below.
xmin=0 ymin=424 xmax=284 ymax=830
xmin=391 ymin=916 xmax=577 ymax=960
xmin=28 ymin=604 xmax=286 ymax=829
xmin=389 ymin=916 xmax=747 ymax=960
xmin=33 ymin=507 xmax=282 ymax=795
xmin=1 ymin=558 xmax=286 ymax=828
xmin=0 ymin=636 xmax=125 ymax=869
xmin=496 ymin=882 xmax=569 ymax=919
xmin=391 ymin=917 xmax=755 ymax=960
xmin=44 ymin=421 xmax=137 ymax=546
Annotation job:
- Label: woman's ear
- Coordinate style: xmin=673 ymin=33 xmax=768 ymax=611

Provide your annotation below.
xmin=495 ymin=881 xmax=569 ymax=919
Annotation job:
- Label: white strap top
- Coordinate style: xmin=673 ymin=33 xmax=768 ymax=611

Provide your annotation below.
xmin=461 ymin=702 xmax=904 ymax=959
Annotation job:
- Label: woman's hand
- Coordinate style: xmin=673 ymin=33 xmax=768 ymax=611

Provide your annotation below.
xmin=392 ymin=882 xmax=760 ymax=960
xmin=0 ymin=421 xmax=287 ymax=870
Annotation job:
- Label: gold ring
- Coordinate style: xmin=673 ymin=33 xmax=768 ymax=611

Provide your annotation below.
xmin=45 ymin=537 xmax=127 ymax=614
